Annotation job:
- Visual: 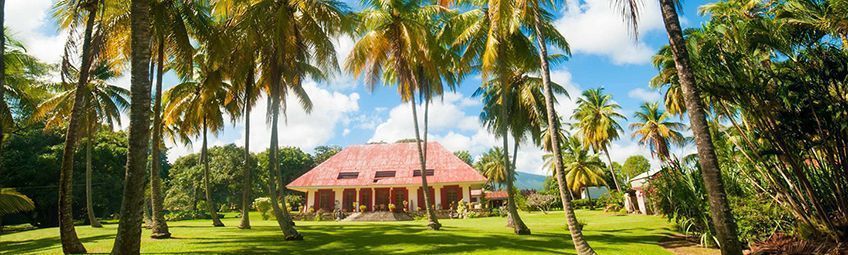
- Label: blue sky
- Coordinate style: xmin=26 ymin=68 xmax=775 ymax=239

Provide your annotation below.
xmin=9 ymin=0 xmax=710 ymax=175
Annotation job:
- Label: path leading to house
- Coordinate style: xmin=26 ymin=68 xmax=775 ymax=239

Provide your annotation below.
xmin=1 ymin=210 xmax=677 ymax=254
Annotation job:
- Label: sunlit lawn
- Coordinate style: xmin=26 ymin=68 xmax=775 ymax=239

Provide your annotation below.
xmin=0 ymin=210 xmax=674 ymax=254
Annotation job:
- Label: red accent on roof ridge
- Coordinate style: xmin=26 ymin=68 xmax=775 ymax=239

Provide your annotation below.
xmin=286 ymin=142 xmax=486 ymax=189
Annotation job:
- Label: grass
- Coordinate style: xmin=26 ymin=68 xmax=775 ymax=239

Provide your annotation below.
xmin=0 ymin=210 xmax=675 ymax=254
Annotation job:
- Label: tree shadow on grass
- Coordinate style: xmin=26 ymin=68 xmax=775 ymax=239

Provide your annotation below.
xmin=0 ymin=233 xmax=112 ymax=255
xmin=162 ymin=224 xmax=576 ymax=254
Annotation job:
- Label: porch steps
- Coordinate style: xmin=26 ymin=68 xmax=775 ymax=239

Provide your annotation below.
xmin=341 ymin=211 xmax=413 ymax=222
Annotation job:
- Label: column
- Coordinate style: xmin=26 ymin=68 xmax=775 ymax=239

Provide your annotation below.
xmin=306 ymin=189 xmax=315 ymax=211
xmin=334 ymin=188 xmax=343 ymax=210
xmin=355 ymin=188 xmax=361 ymax=212
xmin=410 ymin=186 xmax=419 ymax=211
xmin=371 ymin=188 xmax=376 ymax=212
xmin=434 ymin=185 xmax=442 ymax=210
xmin=461 ymin=185 xmax=470 ymax=203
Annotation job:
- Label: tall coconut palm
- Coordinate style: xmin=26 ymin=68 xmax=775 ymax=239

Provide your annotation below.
xmin=33 ymin=62 xmax=129 ymax=228
xmin=111 ymin=0 xmax=153 ymax=252
xmin=573 ymin=88 xmax=625 ymax=192
xmin=613 ymin=0 xmax=743 ymax=252
xmin=147 ymin=0 xmax=201 ymax=239
xmin=1 ymin=34 xmax=51 ymax=136
xmin=780 ymin=0 xmax=848 ymax=47
xmin=544 ymin=136 xmax=608 ymax=198
xmin=211 ymin=0 xmax=259 ymax=230
xmin=0 ymin=0 xmax=6 ymax=165
xmin=346 ymin=0 xmax=446 ymax=230
xmin=164 ymin=50 xmax=239 ymax=227
xmin=630 ymin=102 xmax=687 ymax=162
xmin=240 ymin=0 xmax=352 ymax=239
xmin=51 ymin=0 xmax=106 ymax=252
xmin=510 ymin=0 xmax=597 ymax=250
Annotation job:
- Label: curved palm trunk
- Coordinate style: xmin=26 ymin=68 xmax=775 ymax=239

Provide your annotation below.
xmin=85 ymin=118 xmax=102 ymax=228
xmin=150 ymin=39 xmax=171 ymax=238
xmin=59 ymin=4 xmax=99 ymax=253
xmin=409 ymin=95 xmax=441 ymax=230
xmin=267 ymin=69 xmax=301 ymax=240
xmin=657 ymin=0 xmax=742 ymax=253
xmin=111 ymin=0 xmax=154 ymax=252
xmin=531 ymin=3 xmax=595 ymax=254
xmin=203 ymin=118 xmax=225 ymax=227
xmin=239 ymin=71 xmax=254 ymax=230
xmin=501 ymin=94 xmax=530 ymax=235
xmin=603 ymin=149 xmax=621 ymax=192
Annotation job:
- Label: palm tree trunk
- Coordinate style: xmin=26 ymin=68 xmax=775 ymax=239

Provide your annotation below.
xmin=502 ymin=94 xmax=530 ymax=235
xmin=0 ymin=0 xmax=6 ymax=177
xmin=267 ymin=69 xmax=301 ymax=240
xmin=203 ymin=117 xmax=225 ymax=227
xmin=603 ymin=149 xmax=621 ymax=192
xmin=658 ymin=0 xmax=742 ymax=253
xmin=143 ymin=192 xmax=152 ymax=228
xmin=59 ymin=4 xmax=100 ymax=253
xmin=149 ymin=39 xmax=171 ymax=238
xmin=111 ymin=0 xmax=154 ymax=252
xmin=85 ymin=118 xmax=102 ymax=228
xmin=531 ymin=3 xmax=595 ymax=254
xmin=239 ymin=70 xmax=254 ymax=230
xmin=410 ymin=95 xmax=441 ymax=230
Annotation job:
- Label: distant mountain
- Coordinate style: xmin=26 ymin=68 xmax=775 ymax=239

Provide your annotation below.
xmin=514 ymin=172 xmax=547 ymax=191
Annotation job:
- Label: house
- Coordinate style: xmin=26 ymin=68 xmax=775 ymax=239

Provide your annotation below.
xmin=626 ymin=169 xmax=662 ymax=215
xmin=286 ymin=142 xmax=487 ymax=213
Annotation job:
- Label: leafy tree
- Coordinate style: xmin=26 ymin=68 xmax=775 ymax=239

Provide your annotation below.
xmin=165 ymin=144 xmax=262 ymax=212
xmin=256 ymin=147 xmax=315 ymax=195
xmin=622 ymin=155 xmax=651 ymax=180
xmin=453 ymin=150 xmax=473 ymax=166
xmin=526 ymin=193 xmax=556 ymax=213
xmin=313 ymin=145 xmax=342 ymax=165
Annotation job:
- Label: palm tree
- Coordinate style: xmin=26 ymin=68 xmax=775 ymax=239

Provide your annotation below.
xmin=1 ymin=34 xmax=51 ymax=139
xmin=147 ymin=0 xmax=201 ymax=239
xmin=34 ymin=62 xmax=129 ymax=228
xmin=544 ymin=136 xmax=608 ymax=200
xmin=612 ymin=0 xmax=744 ymax=252
xmin=515 ymin=0 xmax=597 ymax=249
xmin=239 ymin=0 xmax=352 ymax=240
xmin=211 ymin=0 xmax=259 ymax=230
xmin=573 ymin=88 xmax=626 ymax=192
xmin=0 ymin=188 xmax=34 ymax=216
xmin=345 ymin=0 xmax=445 ymax=230
xmin=475 ymin=147 xmax=510 ymax=189
xmin=111 ymin=0 xmax=153 ymax=252
xmin=164 ymin=50 xmax=239 ymax=227
xmin=630 ymin=102 xmax=687 ymax=162
xmin=51 ymin=0 xmax=107 ymax=252
xmin=780 ymin=0 xmax=848 ymax=47
xmin=0 ymin=0 xmax=6 ymax=164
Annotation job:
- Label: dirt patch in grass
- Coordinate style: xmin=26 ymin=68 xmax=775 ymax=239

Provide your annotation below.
xmin=659 ymin=234 xmax=720 ymax=255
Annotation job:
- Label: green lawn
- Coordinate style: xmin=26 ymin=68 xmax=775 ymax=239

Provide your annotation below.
xmin=0 ymin=210 xmax=675 ymax=254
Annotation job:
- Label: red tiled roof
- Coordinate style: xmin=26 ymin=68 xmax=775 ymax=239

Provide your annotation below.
xmin=286 ymin=142 xmax=487 ymax=190
xmin=484 ymin=190 xmax=509 ymax=200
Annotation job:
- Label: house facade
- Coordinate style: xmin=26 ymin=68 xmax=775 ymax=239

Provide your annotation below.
xmin=287 ymin=142 xmax=487 ymax=213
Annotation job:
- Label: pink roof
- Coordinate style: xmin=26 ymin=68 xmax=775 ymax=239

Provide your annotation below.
xmin=287 ymin=142 xmax=486 ymax=190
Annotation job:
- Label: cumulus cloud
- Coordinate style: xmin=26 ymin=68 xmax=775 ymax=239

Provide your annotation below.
xmin=554 ymin=0 xmax=664 ymax=65
xmin=627 ymin=88 xmax=662 ymax=102
xmin=368 ymin=92 xmax=480 ymax=143
xmin=7 ymin=0 xmax=66 ymax=64
xmin=166 ymin=82 xmax=361 ymax=162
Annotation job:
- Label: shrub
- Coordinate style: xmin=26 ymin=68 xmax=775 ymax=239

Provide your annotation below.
xmin=604 ymin=203 xmax=622 ymax=213
xmin=388 ymin=203 xmax=396 ymax=212
xmin=164 ymin=210 xmax=211 ymax=221
xmin=359 ymin=205 xmax=367 ymax=212
xmin=597 ymin=191 xmax=624 ymax=208
xmin=285 ymin=195 xmax=302 ymax=211
xmin=526 ymin=193 xmax=557 ymax=212
xmin=571 ymin=199 xmax=595 ymax=209
xmin=253 ymin=197 xmax=273 ymax=220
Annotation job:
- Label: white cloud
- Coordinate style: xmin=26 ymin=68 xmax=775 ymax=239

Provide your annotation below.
xmin=627 ymin=88 xmax=662 ymax=102
xmin=368 ymin=92 xmax=480 ymax=143
xmin=165 ymin=82 xmax=360 ymax=162
xmin=554 ymin=0 xmax=664 ymax=64
xmin=7 ymin=0 xmax=66 ymax=64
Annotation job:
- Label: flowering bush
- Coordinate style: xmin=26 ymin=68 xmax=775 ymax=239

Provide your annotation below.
xmin=388 ymin=203 xmax=396 ymax=211
xmin=359 ymin=205 xmax=367 ymax=212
